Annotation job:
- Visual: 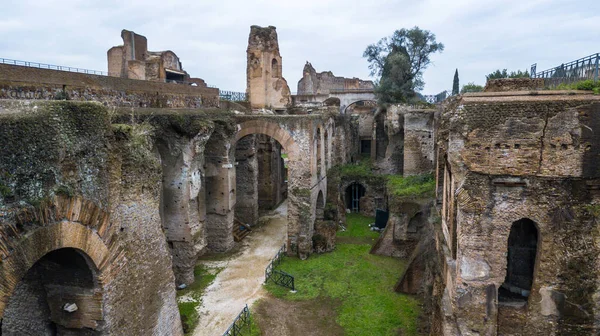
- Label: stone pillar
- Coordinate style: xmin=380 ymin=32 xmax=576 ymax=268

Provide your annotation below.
xmin=205 ymin=129 xmax=236 ymax=253
xmin=234 ymin=136 xmax=259 ymax=226
xmin=157 ymin=134 xmax=208 ymax=285
xmin=246 ymin=25 xmax=291 ymax=110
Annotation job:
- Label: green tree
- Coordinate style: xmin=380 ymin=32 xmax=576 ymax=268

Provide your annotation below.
xmin=452 ymin=69 xmax=459 ymax=95
xmin=460 ymin=82 xmax=484 ymax=93
xmin=363 ymin=27 xmax=444 ymax=104
xmin=486 ymin=69 xmax=530 ymax=81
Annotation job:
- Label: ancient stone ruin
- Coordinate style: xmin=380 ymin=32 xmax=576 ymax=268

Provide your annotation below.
xmin=1 ymin=24 xmax=600 ymax=336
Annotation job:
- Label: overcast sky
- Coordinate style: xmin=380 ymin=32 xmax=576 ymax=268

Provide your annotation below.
xmin=1 ymin=0 xmax=598 ymax=94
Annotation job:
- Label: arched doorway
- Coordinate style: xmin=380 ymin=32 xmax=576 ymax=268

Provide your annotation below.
xmin=345 ymin=182 xmax=366 ymax=213
xmin=499 ymin=218 xmax=539 ymax=302
xmin=2 ymin=248 xmax=103 ymax=335
xmin=316 ymin=190 xmax=325 ymax=221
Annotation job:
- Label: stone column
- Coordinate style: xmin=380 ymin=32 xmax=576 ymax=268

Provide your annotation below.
xmin=234 ymin=136 xmax=259 ymax=226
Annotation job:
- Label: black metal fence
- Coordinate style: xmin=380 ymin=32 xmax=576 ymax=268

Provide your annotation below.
xmin=223 ymin=304 xmax=252 ymax=336
xmin=264 ymin=244 xmax=295 ymax=291
xmin=220 ymin=90 xmax=247 ymax=101
xmin=531 ymin=53 xmax=599 ymax=88
xmin=1 ymin=57 xmax=219 ymax=88
xmin=1 ymin=57 xmax=107 ymax=75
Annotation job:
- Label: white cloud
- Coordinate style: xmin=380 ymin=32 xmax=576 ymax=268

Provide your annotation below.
xmin=0 ymin=0 xmax=598 ymax=93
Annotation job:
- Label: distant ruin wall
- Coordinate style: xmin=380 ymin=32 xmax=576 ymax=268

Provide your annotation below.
xmin=297 ymin=62 xmax=374 ymax=95
xmin=0 ymin=63 xmax=219 ymax=108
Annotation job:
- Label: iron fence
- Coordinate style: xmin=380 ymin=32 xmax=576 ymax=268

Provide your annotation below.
xmin=222 ymin=304 xmax=251 ymax=336
xmin=1 ymin=57 xmax=220 ymax=88
xmin=220 ymin=90 xmax=247 ymax=101
xmin=1 ymin=57 xmax=108 ymax=76
xmin=531 ymin=53 xmax=599 ymax=88
xmin=264 ymin=243 xmax=295 ymax=290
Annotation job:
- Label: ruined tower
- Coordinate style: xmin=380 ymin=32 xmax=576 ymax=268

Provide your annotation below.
xmin=246 ymin=25 xmax=291 ymax=110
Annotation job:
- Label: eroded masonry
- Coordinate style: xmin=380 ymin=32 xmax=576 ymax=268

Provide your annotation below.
xmin=1 ymin=25 xmax=599 ymax=336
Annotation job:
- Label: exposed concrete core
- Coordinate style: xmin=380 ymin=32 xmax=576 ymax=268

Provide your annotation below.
xmin=234 ymin=135 xmax=259 ymax=226
xmin=3 ymin=248 xmax=102 ymax=335
xmin=205 ymin=126 xmax=236 ymax=253
xmin=297 ymin=62 xmax=374 ymax=95
xmin=157 ymin=131 xmax=210 ymax=285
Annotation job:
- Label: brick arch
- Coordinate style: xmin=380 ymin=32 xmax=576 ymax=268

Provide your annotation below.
xmin=343 ymin=99 xmax=378 ymax=114
xmin=234 ymin=120 xmax=300 ymax=161
xmin=0 ymin=197 xmax=113 ymax=318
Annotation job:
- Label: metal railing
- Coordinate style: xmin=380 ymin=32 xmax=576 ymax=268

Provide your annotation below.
xmin=1 ymin=57 xmax=107 ymax=76
xmin=1 ymin=57 xmax=220 ymax=88
xmin=220 ymin=90 xmax=247 ymax=101
xmin=531 ymin=53 xmax=599 ymax=87
xmin=264 ymin=244 xmax=295 ymax=291
xmin=223 ymin=304 xmax=252 ymax=336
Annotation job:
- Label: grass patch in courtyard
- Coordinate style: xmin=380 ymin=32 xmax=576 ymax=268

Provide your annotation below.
xmin=177 ymin=265 xmax=222 ymax=334
xmin=264 ymin=215 xmax=421 ymax=336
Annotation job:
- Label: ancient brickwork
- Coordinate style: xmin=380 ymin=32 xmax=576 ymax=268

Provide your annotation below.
xmin=246 ymin=26 xmax=291 ymax=110
xmin=436 ymin=87 xmax=600 ymax=335
xmin=0 ymin=101 xmax=182 ymax=335
xmin=403 ymin=109 xmax=436 ymax=175
xmin=0 ymin=63 xmax=219 ymax=108
xmin=297 ymin=62 xmax=374 ymax=95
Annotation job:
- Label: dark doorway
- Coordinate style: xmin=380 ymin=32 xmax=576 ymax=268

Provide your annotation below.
xmin=499 ymin=218 xmax=538 ymax=302
xmin=360 ymin=139 xmax=371 ymax=155
xmin=345 ymin=182 xmax=366 ymax=213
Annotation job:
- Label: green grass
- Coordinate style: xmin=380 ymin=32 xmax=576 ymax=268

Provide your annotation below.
xmin=265 ymin=215 xmax=421 ymax=336
xmin=177 ymin=265 xmax=222 ymax=334
xmin=337 ymin=213 xmax=379 ymax=239
xmin=387 ymin=173 xmax=435 ymax=200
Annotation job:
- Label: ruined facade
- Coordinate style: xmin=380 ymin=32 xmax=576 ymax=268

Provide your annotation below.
xmin=108 ymin=30 xmax=208 ymax=87
xmin=297 ymin=62 xmax=374 ymax=95
xmin=246 ymin=26 xmax=291 ymax=110
xmin=434 ymin=81 xmax=600 ymax=335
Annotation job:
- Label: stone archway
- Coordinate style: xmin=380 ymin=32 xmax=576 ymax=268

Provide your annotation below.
xmin=234 ymin=120 xmax=310 ymax=257
xmin=0 ymin=213 xmax=111 ymax=334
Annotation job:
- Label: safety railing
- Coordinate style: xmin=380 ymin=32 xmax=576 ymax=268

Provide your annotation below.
xmin=220 ymin=90 xmax=247 ymax=101
xmin=531 ymin=53 xmax=599 ymax=87
xmin=1 ymin=57 xmax=108 ymax=75
xmin=222 ymin=304 xmax=251 ymax=336
xmin=1 ymin=57 xmax=220 ymax=88
xmin=264 ymin=244 xmax=295 ymax=291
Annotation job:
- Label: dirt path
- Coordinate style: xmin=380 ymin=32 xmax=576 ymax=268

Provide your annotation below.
xmin=193 ymin=202 xmax=288 ymax=336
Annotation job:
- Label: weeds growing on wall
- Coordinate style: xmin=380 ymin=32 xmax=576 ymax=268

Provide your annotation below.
xmin=555 ymin=80 xmax=600 ymax=94
xmin=387 ymin=173 xmax=435 ymax=200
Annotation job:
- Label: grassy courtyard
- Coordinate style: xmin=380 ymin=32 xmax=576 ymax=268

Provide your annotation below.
xmin=258 ymin=213 xmax=421 ymax=335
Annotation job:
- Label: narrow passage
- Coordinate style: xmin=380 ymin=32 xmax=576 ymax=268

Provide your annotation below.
xmin=193 ymin=202 xmax=288 ymax=336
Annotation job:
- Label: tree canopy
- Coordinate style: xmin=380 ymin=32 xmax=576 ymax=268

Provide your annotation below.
xmin=486 ymin=69 xmax=530 ymax=81
xmin=363 ymin=27 xmax=444 ymax=104
xmin=452 ymin=69 xmax=459 ymax=95
xmin=460 ymin=82 xmax=484 ymax=93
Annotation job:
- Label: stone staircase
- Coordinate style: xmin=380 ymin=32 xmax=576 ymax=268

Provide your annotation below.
xmin=233 ymin=217 xmax=252 ymax=242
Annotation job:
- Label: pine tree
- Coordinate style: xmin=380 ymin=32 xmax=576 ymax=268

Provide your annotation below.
xmin=452 ymin=69 xmax=459 ymax=95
